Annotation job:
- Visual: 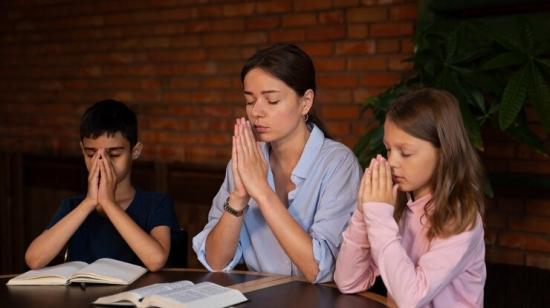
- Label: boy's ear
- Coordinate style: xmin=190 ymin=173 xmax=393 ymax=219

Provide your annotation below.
xmin=131 ymin=142 xmax=143 ymax=160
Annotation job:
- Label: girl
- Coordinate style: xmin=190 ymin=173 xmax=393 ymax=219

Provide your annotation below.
xmin=192 ymin=44 xmax=362 ymax=283
xmin=334 ymin=88 xmax=486 ymax=306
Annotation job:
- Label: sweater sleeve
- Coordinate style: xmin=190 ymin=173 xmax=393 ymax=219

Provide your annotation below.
xmin=334 ymin=207 xmax=378 ymax=293
xmin=362 ymin=202 xmax=485 ymax=307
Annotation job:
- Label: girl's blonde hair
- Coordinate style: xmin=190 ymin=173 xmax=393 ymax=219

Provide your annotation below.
xmin=387 ymin=88 xmax=484 ymax=239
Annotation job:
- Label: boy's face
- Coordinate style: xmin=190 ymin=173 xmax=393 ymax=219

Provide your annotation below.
xmin=80 ymin=132 xmax=140 ymax=185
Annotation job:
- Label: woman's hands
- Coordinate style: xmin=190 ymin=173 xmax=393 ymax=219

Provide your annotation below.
xmin=358 ymin=155 xmax=398 ymax=208
xmin=232 ymin=117 xmax=270 ymax=202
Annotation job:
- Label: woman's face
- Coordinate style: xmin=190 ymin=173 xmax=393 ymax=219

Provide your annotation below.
xmin=243 ymin=68 xmax=311 ymax=143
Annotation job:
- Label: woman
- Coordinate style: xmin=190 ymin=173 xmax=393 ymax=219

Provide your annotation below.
xmin=192 ymin=44 xmax=361 ymax=283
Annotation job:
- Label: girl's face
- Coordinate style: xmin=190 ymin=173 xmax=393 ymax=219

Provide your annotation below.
xmin=243 ymin=68 xmax=311 ymax=143
xmin=383 ymin=119 xmax=439 ymax=199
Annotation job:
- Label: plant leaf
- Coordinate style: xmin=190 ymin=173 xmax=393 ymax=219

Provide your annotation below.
xmin=481 ymin=52 xmax=526 ymax=70
xmin=528 ymin=62 xmax=550 ymax=132
xmin=505 ymin=116 xmax=548 ymax=156
xmin=498 ymin=64 xmax=529 ymax=130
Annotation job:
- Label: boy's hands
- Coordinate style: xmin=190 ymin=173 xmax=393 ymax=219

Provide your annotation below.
xmin=84 ymin=151 xmax=100 ymax=209
xmin=359 ymin=155 xmax=398 ymax=207
xmin=97 ymin=149 xmax=118 ymax=207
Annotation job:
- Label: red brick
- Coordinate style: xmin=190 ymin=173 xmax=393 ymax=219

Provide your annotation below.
xmin=389 ymin=3 xmax=418 ymax=20
xmin=316 ymin=89 xmax=353 ymax=104
xmin=147 ymin=50 xmax=207 ymax=62
xmin=192 ymin=5 xmax=224 ymax=18
xmin=325 ymin=121 xmax=352 ymax=136
xmin=377 ymin=39 xmax=401 ymax=53
xmin=202 ymin=34 xmax=234 ymax=47
xmin=282 ymin=13 xmax=317 ymax=27
xmin=361 ymin=72 xmax=401 ymax=87
xmin=336 ymin=41 xmax=376 ymax=55
xmin=401 ymin=39 xmax=415 ymax=53
xmin=315 ymin=58 xmax=347 ymax=72
xmin=321 ymin=105 xmax=360 ymax=120
xmin=485 ymin=229 xmax=498 ymax=245
xmin=499 ymin=232 xmax=550 ymax=253
xmin=484 ymin=142 xmax=516 ymax=159
xmin=257 ymin=1 xmax=292 ymax=14
xmin=509 ymin=216 xmax=550 ymax=234
xmin=348 ymin=57 xmax=387 ymax=71
xmin=245 ymin=16 xmax=280 ymax=30
xmin=485 ymin=247 xmax=524 ymax=266
xmin=222 ymin=3 xmax=255 ymax=17
xmin=348 ymin=24 xmax=368 ymax=39
xmin=509 ymin=161 xmax=550 ymax=174
xmin=526 ymin=253 xmax=550 ymax=270
xmin=210 ymin=19 xmax=245 ymax=32
xmin=301 ymin=42 xmax=334 ymax=56
xmin=294 ymin=0 xmax=332 ymax=11
xmin=306 ymin=26 xmax=346 ymax=40
xmin=388 ymin=56 xmax=413 ymax=71
xmin=334 ymin=0 xmax=360 ymax=7
xmin=486 ymin=212 xmax=506 ymax=228
xmin=319 ymin=10 xmax=344 ymax=24
xmin=347 ymin=7 xmax=387 ymax=23
xmin=200 ymin=77 xmax=234 ymax=90
xmin=370 ymin=22 xmax=414 ymax=37
xmin=168 ymin=78 xmax=200 ymax=89
xmin=269 ymin=29 xmax=305 ymax=43
xmin=237 ymin=32 xmax=268 ymax=46
xmin=497 ymin=198 xmax=525 ymax=213
xmin=318 ymin=75 xmax=358 ymax=88
xmin=527 ymin=199 xmax=550 ymax=216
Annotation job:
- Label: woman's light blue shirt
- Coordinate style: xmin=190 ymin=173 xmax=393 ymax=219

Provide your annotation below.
xmin=192 ymin=124 xmax=362 ymax=283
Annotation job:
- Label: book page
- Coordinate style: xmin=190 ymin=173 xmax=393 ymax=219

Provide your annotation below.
xmin=70 ymin=258 xmax=146 ymax=284
xmin=141 ymin=282 xmax=247 ymax=308
xmin=93 ymin=280 xmax=194 ymax=306
xmin=6 ymin=261 xmax=87 ymax=286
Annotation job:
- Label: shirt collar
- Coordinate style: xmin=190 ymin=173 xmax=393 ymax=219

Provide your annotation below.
xmin=260 ymin=123 xmax=325 ymax=181
xmin=406 ymin=192 xmax=432 ymax=210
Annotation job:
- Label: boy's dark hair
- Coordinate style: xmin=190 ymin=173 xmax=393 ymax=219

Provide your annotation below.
xmin=80 ymin=99 xmax=138 ymax=148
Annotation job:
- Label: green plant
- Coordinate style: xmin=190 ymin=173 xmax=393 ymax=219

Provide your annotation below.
xmin=354 ymin=13 xmax=550 ymax=168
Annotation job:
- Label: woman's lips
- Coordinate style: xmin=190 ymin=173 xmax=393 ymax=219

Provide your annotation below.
xmin=392 ymin=176 xmax=404 ymax=183
xmin=254 ymin=125 xmax=269 ymax=133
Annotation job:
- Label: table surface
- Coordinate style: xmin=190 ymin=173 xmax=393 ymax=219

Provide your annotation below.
xmin=1 ymin=269 xmax=388 ymax=307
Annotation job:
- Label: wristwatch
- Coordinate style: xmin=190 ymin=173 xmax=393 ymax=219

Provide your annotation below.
xmin=223 ymin=196 xmax=248 ymax=217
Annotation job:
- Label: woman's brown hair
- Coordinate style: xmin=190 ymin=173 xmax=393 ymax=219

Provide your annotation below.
xmin=387 ymin=88 xmax=484 ymax=239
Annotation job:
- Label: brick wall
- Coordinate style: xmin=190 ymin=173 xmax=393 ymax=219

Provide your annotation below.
xmin=0 ymin=0 xmax=415 ymax=162
xmin=0 ymin=0 xmax=548 ymax=270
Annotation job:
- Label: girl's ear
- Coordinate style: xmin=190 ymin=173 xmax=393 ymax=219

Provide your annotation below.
xmin=131 ymin=142 xmax=143 ymax=160
xmin=300 ymin=89 xmax=314 ymax=117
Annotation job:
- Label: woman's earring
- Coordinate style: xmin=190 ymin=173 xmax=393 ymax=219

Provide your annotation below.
xmin=304 ymin=113 xmax=309 ymax=122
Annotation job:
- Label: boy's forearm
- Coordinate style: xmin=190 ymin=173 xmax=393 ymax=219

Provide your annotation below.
xmin=100 ymin=200 xmax=170 ymax=271
xmin=25 ymin=198 xmax=96 ymax=269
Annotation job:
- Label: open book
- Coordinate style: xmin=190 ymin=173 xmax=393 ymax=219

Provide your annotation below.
xmin=93 ymin=280 xmax=248 ymax=308
xmin=6 ymin=258 xmax=146 ymax=286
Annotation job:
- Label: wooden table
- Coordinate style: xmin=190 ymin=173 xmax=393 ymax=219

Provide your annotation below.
xmin=1 ymin=269 xmax=389 ymax=307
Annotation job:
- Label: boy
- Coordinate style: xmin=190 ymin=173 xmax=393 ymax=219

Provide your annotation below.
xmin=25 ymin=99 xmax=179 ymax=271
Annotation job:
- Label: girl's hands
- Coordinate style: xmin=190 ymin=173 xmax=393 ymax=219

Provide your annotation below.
xmin=233 ymin=117 xmax=270 ymax=200
xmin=358 ymin=155 xmax=398 ymax=207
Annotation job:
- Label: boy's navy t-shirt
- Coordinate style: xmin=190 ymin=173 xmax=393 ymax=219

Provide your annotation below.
xmin=47 ymin=191 xmax=179 ymax=266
